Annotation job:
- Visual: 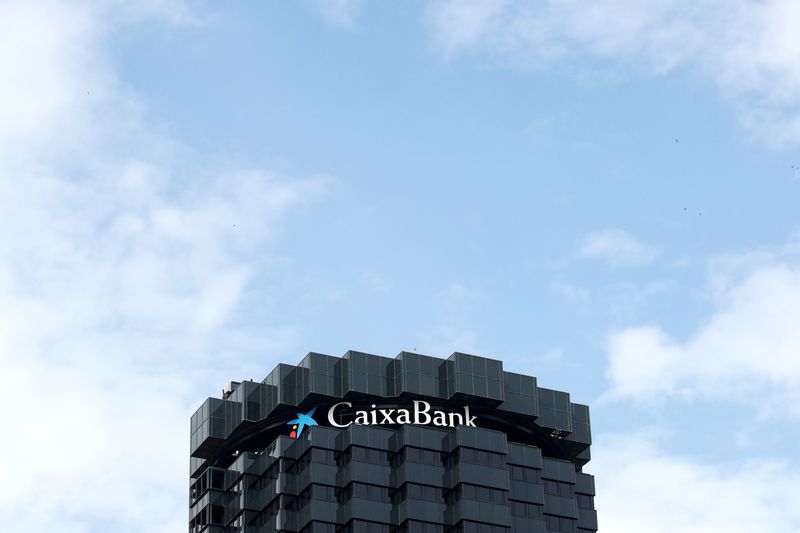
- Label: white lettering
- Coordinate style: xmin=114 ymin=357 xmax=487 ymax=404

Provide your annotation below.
xmin=379 ymin=409 xmax=396 ymax=424
xmin=325 ymin=401 xmax=478 ymax=429
xmin=463 ymin=405 xmax=477 ymax=427
xmin=354 ymin=410 xmax=370 ymax=425
xmin=396 ymin=409 xmax=411 ymax=424
xmin=328 ymin=402 xmax=352 ymax=428
xmin=413 ymin=400 xmax=432 ymax=425
xmin=448 ymin=412 xmax=464 ymax=426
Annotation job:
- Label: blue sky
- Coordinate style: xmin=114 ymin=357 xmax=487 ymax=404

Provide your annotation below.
xmin=1 ymin=1 xmax=800 ymax=531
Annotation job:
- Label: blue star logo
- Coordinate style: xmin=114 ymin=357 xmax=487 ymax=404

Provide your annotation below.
xmin=287 ymin=406 xmax=318 ymax=438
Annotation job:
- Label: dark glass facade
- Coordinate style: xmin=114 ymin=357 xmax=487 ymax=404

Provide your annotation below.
xmin=189 ymin=351 xmax=597 ymax=533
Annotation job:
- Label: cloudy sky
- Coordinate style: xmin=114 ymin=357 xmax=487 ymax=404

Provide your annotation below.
xmin=1 ymin=1 xmax=799 ymax=531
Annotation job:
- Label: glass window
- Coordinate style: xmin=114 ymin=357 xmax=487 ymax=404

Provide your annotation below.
xmin=446 ymin=484 xmax=507 ymax=505
xmin=577 ymin=494 xmax=594 ymax=510
xmin=447 ymin=448 xmax=505 ymax=469
xmin=544 ymin=479 xmax=574 ymax=497
xmin=346 ymin=446 xmax=392 ymax=466
xmin=339 ymin=482 xmax=390 ymax=503
xmin=393 ymin=483 xmax=444 ymax=503
xmin=544 ymin=515 xmax=576 ymax=533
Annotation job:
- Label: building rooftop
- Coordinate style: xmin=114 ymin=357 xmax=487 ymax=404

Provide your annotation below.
xmin=190 ymin=350 xmax=592 ymax=480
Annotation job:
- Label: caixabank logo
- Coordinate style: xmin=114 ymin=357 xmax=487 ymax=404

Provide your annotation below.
xmin=287 ymin=406 xmax=318 ymax=438
xmin=288 ymin=400 xmax=477 ymax=438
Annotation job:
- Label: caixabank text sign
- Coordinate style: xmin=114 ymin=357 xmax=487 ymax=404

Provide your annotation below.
xmin=327 ymin=400 xmax=477 ymax=429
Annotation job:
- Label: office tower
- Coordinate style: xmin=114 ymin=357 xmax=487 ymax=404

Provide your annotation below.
xmin=189 ymin=351 xmax=596 ymax=533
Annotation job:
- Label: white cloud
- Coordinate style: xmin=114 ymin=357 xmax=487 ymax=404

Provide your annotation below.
xmin=0 ymin=1 xmax=325 ymax=531
xmin=552 ymin=280 xmax=590 ymax=302
xmin=426 ymin=0 xmax=800 ymax=145
xmin=604 ymin=258 xmax=800 ymax=413
xmin=306 ymin=0 xmax=363 ymax=29
xmin=427 ymin=0 xmax=509 ymax=56
xmin=593 ymin=432 xmax=800 ymax=532
xmin=580 ymin=229 xmax=657 ymax=266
